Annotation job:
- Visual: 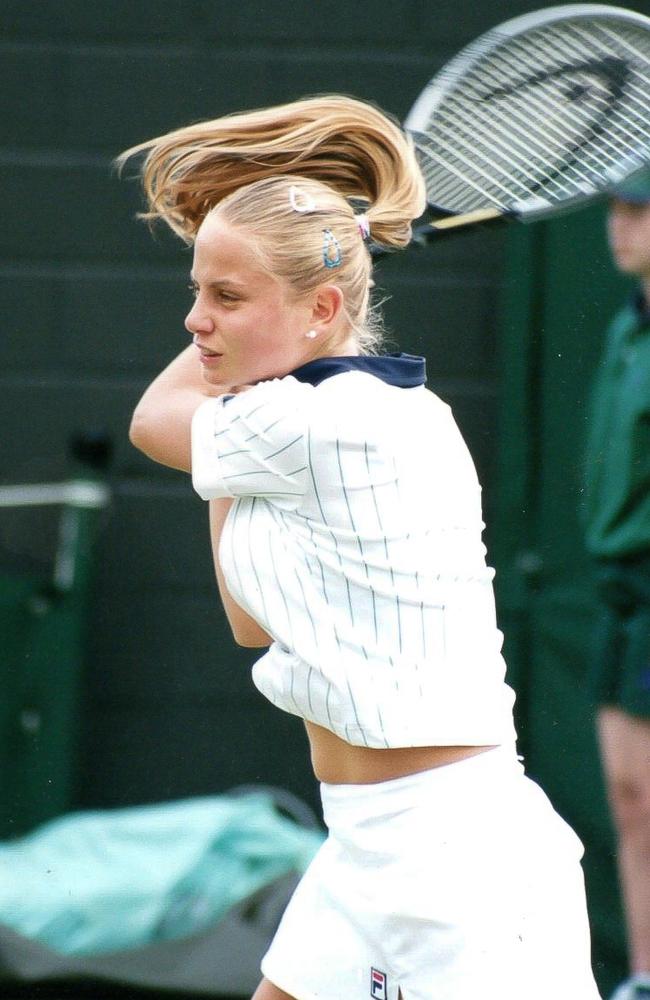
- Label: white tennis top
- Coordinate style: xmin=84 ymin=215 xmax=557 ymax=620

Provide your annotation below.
xmin=191 ymin=354 xmax=517 ymax=749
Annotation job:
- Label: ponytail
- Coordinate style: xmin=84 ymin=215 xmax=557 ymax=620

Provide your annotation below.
xmin=117 ymin=94 xmax=426 ymax=247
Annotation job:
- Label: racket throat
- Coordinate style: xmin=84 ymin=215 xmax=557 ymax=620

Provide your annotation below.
xmin=428 ymin=206 xmax=505 ymax=231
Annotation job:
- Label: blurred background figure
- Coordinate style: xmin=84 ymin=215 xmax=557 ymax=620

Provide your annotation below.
xmin=584 ymin=169 xmax=650 ymax=1000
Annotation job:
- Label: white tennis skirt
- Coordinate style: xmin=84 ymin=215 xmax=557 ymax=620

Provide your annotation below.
xmin=261 ymin=745 xmax=602 ymax=1000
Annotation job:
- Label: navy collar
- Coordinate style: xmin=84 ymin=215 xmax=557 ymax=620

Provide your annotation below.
xmin=290 ymin=353 xmax=426 ymax=388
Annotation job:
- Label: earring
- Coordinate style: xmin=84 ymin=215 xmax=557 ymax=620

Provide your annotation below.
xmin=305 ymin=329 xmax=318 ymax=339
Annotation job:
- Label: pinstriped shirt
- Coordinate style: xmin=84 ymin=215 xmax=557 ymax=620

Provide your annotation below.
xmin=191 ymin=355 xmax=517 ymax=749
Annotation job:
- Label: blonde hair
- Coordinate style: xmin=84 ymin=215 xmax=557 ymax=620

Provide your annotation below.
xmin=118 ymin=95 xmax=426 ymax=352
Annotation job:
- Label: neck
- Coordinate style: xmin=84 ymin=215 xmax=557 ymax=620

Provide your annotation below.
xmin=319 ymin=331 xmax=359 ymax=359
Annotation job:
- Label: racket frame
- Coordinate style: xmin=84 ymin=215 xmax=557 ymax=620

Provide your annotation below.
xmin=405 ymin=3 xmax=650 ymax=230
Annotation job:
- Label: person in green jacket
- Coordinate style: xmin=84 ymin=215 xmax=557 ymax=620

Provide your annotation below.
xmin=585 ymin=169 xmax=650 ymax=1000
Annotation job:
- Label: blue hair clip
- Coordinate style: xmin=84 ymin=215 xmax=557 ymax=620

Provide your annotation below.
xmin=322 ymin=229 xmax=342 ymax=268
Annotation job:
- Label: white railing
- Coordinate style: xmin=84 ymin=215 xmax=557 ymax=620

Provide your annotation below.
xmin=0 ymin=481 xmax=110 ymax=510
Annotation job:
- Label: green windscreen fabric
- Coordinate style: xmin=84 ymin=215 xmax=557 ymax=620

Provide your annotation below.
xmin=0 ymin=486 xmax=108 ymax=838
xmin=494 ymin=208 xmax=630 ymax=997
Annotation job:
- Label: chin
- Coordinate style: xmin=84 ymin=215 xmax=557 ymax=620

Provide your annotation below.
xmin=201 ymin=368 xmax=226 ymax=386
xmin=614 ymin=252 xmax=650 ymax=276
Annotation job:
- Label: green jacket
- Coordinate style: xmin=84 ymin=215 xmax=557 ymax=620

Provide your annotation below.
xmin=584 ymin=294 xmax=650 ymax=558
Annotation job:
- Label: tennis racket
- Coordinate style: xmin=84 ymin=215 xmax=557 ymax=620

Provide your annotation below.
xmin=402 ymin=4 xmax=650 ymax=243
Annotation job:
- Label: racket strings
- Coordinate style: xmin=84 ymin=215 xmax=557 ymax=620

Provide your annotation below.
xmin=427 ymin=58 xmax=589 ymax=174
xmin=412 ymin=15 xmax=650 ymax=215
xmin=437 ymin=49 xmax=645 ymax=204
xmin=424 ymin=52 xmax=610 ymax=199
xmin=416 ymin=135 xmax=513 ymax=210
xmin=590 ymin=24 xmax=650 ymax=84
xmin=456 ymin=36 xmax=630 ymax=177
xmin=415 ymin=99 xmax=577 ymax=206
xmin=543 ymin=24 xmax=650 ymax=141
xmin=417 ymin=72 xmax=605 ymax=212
xmin=490 ymin=38 xmax=635 ymax=180
xmin=417 ymin=82 xmax=608 ymax=209
xmin=527 ymin=24 xmax=650 ymax=182
xmin=565 ymin=24 xmax=650 ymax=145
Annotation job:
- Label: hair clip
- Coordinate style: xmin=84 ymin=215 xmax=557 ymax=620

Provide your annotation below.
xmin=322 ymin=229 xmax=342 ymax=268
xmin=355 ymin=213 xmax=371 ymax=240
xmin=289 ymin=185 xmax=317 ymax=213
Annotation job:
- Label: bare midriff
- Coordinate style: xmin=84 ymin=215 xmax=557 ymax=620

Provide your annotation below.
xmin=304 ymin=720 xmax=497 ymax=785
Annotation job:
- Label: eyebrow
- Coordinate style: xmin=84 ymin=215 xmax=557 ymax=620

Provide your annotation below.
xmin=189 ymin=274 xmax=247 ymax=288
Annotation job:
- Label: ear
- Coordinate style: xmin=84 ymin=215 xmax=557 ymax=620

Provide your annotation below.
xmin=309 ymin=284 xmax=345 ymax=332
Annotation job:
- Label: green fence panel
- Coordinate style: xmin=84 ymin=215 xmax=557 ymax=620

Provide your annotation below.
xmin=0 ymin=474 xmax=110 ymax=838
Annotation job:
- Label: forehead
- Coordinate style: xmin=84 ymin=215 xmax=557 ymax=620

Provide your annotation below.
xmin=192 ymin=215 xmax=271 ymax=282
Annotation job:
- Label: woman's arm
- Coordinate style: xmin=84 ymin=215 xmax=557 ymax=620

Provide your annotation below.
xmin=209 ymin=499 xmax=272 ymax=647
xmin=129 ymin=344 xmax=224 ymax=472
xmin=132 ymin=350 xmax=270 ymax=644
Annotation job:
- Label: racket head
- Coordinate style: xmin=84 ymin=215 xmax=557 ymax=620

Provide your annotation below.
xmin=405 ymin=5 xmax=650 ymax=222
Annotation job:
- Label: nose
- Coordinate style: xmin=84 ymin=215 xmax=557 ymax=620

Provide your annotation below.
xmin=184 ymin=297 xmax=214 ymax=338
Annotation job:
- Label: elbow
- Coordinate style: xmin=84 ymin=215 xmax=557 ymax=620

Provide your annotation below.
xmin=229 ymin=621 xmax=272 ymax=648
xmin=129 ymin=405 xmax=153 ymax=456
xmin=219 ymin=595 xmax=272 ymax=647
xmin=236 ymin=635 xmax=272 ymax=648
xmin=129 ymin=405 xmax=184 ymax=469
xmin=128 ymin=393 xmax=193 ymax=473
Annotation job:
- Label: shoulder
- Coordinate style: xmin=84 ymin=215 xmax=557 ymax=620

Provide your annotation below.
xmin=191 ymin=376 xmax=314 ymax=504
xmin=240 ymin=374 xmax=316 ymax=406
xmin=309 ymin=371 xmax=401 ymax=431
xmin=312 ymin=369 xmax=429 ymax=406
xmin=196 ymin=375 xmax=315 ymax=429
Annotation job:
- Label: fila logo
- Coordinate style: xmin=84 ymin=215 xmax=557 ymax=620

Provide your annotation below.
xmin=370 ymin=967 xmax=387 ymax=999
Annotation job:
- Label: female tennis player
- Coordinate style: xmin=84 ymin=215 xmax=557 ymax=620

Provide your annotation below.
xmin=122 ymin=95 xmax=601 ymax=1000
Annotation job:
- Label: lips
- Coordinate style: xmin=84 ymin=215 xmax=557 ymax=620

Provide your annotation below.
xmin=195 ymin=344 xmax=222 ymax=358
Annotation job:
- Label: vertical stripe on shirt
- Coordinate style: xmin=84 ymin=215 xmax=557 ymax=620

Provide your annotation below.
xmin=246 ymin=499 xmax=269 ymax=622
xmin=308 ymin=427 xmax=355 ymax=626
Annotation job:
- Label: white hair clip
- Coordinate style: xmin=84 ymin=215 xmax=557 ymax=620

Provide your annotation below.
xmin=356 ymin=213 xmax=371 ymax=239
xmin=289 ymin=185 xmax=317 ymax=213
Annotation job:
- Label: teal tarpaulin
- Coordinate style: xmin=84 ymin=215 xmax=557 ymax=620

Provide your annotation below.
xmin=0 ymin=792 xmax=324 ymax=956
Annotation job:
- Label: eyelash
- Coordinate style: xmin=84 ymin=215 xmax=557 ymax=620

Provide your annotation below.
xmin=187 ymin=284 xmax=238 ymax=303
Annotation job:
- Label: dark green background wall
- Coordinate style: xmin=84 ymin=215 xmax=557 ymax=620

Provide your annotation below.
xmin=3 ymin=3 xmax=650 ymax=993
xmin=1 ymin=0 xmax=525 ymax=814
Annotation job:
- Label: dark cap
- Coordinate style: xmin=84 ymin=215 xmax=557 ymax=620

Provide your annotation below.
xmin=611 ymin=166 xmax=650 ymax=204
